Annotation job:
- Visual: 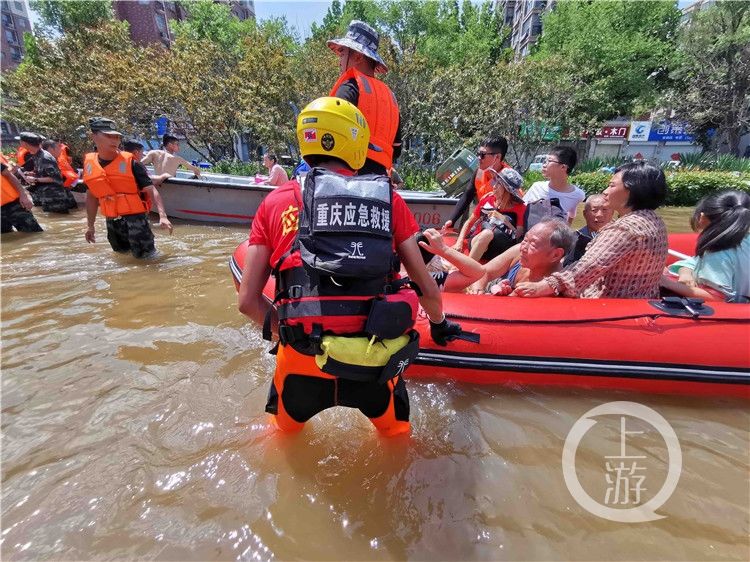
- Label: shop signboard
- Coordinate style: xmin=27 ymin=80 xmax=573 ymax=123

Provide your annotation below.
xmin=595 ymin=125 xmax=629 ymax=139
xmin=520 ymin=122 xmax=562 ymax=142
xmin=628 ymin=121 xmax=652 ymax=142
xmin=648 ymin=121 xmax=694 ymax=142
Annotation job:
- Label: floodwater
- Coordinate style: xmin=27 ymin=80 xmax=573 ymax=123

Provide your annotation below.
xmin=1 ymin=208 xmax=748 ymax=561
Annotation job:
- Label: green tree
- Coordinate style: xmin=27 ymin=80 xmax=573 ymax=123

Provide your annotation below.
xmin=2 ymin=22 xmax=166 ymax=159
xmin=535 ymin=0 xmax=681 ymax=126
xmin=310 ymin=0 xmax=343 ymax=39
xmin=171 ymin=0 xmax=256 ymax=54
xmin=668 ymin=1 xmax=750 ymax=155
xmin=32 ymin=0 xmax=113 ymax=34
xmin=166 ymin=6 xmax=298 ymax=161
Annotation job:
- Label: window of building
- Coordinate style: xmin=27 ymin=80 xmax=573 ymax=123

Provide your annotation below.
xmin=16 ymin=17 xmax=26 ymax=28
xmin=154 ymin=12 xmax=168 ymax=34
xmin=522 ymin=20 xmax=530 ymax=38
xmin=14 ymin=1 xmax=22 ymax=10
xmin=5 ymin=29 xmax=18 ymax=44
xmin=10 ymin=46 xmax=23 ymax=61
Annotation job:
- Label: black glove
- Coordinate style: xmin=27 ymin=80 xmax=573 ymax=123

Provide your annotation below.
xmin=429 ymin=316 xmax=463 ymax=346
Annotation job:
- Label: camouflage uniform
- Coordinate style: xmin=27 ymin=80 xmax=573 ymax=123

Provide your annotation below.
xmin=32 ymin=150 xmax=73 ymax=214
xmin=106 ymin=213 xmax=156 ymax=258
xmin=1 ymin=200 xmax=43 ymax=233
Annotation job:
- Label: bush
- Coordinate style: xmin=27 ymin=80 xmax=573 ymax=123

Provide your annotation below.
xmin=676 ymin=153 xmax=750 ymax=173
xmin=568 ymin=170 xmax=749 ymax=205
xmin=575 ymin=156 xmax=623 ymax=174
xmin=523 ymin=170 xmax=544 ymax=188
xmin=399 ymin=163 xmax=440 ymax=192
xmin=665 ymin=171 xmax=750 ymax=206
xmin=714 ymin=155 xmax=750 ymax=173
xmin=210 ymin=160 xmax=268 ymax=177
xmin=570 ymin=172 xmax=611 ymax=195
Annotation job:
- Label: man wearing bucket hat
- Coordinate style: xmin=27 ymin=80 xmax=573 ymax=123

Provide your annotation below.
xmin=328 ymin=20 xmax=402 ymax=176
xmin=81 ymin=117 xmax=172 ymax=258
xmin=453 ymin=167 xmax=527 ymax=262
xmin=238 ymin=97 xmax=463 ymax=436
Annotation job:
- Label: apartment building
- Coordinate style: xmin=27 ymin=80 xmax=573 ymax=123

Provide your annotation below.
xmin=494 ymin=0 xmax=555 ymax=58
xmin=113 ymin=0 xmax=255 ymax=47
xmin=1 ymin=0 xmax=32 ymax=71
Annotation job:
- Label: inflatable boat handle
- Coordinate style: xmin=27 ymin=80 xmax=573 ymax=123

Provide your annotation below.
xmin=668 ymin=248 xmax=691 ymax=261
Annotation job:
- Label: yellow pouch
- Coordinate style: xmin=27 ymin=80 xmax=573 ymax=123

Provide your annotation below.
xmin=315 ymin=334 xmax=411 ymax=371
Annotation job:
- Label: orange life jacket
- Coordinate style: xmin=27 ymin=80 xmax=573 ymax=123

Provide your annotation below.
xmin=82 ymin=151 xmax=147 ymax=218
xmin=330 ymin=68 xmax=399 ymax=170
xmin=0 ymin=154 xmax=20 ymax=206
xmin=60 ymin=143 xmax=73 ymax=165
xmin=474 ymin=161 xmax=511 ymax=200
xmin=16 ymin=147 xmax=29 ymax=168
xmin=58 ymin=154 xmax=79 ymax=188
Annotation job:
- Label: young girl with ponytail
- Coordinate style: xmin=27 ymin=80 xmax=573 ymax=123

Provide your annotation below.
xmin=661 ymin=190 xmax=750 ymax=302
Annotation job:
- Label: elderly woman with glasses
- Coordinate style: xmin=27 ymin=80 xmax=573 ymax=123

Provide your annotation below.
xmin=514 ymin=161 xmax=668 ymax=299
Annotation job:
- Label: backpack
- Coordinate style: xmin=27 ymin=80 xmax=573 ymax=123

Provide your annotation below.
xmin=297 ymin=167 xmax=395 ymax=282
xmin=523 ymin=197 xmax=567 ymax=231
xmin=269 ymin=168 xmax=419 ymax=355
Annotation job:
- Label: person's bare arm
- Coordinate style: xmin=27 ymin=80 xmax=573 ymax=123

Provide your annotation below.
xmin=140 ymin=151 xmax=155 ymax=166
xmin=238 ymin=245 xmax=274 ymax=328
xmin=178 ymin=156 xmax=201 ymax=177
xmin=660 ymin=275 xmax=722 ymax=301
xmin=2 ymin=169 xmax=34 ymax=210
xmin=418 ymin=228 xmax=484 ymax=292
xmin=150 ymin=173 xmax=170 ymax=187
xmin=469 ymin=244 xmax=522 ymax=293
xmin=85 ymin=191 xmax=99 ymax=243
xmin=398 ymin=236 xmax=443 ymax=322
xmin=453 ymin=213 xmax=478 ymax=251
xmin=142 ymin=185 xmax=173 ymax=234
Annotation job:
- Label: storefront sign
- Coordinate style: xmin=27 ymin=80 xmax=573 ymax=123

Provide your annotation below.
xmin=648 ymin=121 xmax=694 ymax=142
xmin=520 ymin=122 xmax=562 ymax=142
xmin=596 ymin=125 xmax=629 ymax=139
xmin=628 ymin=121 xmax=652 ymax=142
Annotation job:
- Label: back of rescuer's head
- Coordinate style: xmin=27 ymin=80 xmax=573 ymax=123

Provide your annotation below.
xmin=296 ymin=97 xmax=370 ymax=171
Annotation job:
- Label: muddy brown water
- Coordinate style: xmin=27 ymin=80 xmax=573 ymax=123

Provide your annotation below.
xmin=1 ymin=208 xmax=748 ymax=561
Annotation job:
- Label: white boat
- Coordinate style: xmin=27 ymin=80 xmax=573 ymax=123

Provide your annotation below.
xmin=72 ymin=170 xmax=459 ymax=229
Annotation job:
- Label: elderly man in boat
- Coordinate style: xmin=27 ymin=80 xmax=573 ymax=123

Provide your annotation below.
xmin=419 ymin=217 xmax=576 ymax=295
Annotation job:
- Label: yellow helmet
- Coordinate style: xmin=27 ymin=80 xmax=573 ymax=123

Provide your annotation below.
xmin=296 ymin=97 xmax=370 ymax=170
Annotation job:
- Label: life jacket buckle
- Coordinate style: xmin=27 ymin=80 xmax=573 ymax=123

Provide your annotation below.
xmin=288 ymin=285 xmax=303 ymax=299
xmin=278 ymin=325 xmax=299 ymax=345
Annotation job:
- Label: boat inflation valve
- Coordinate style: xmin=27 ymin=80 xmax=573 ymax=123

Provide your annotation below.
xmin=649 ymin=296 xmax=714 ymax=318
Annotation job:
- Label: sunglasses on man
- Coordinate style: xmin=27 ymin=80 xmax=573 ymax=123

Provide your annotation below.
xmin=476 ymin=151 xmax=500 ymax=159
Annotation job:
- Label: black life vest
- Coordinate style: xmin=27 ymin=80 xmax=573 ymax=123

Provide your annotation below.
xmin=267 ymin=168 xmax=419 ymax=353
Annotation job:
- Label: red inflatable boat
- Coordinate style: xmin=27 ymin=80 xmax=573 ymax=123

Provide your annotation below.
xmin=230 ymin=233 xmax=750 ymax=399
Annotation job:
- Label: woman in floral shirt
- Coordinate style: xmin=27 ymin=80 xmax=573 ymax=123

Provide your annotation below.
xmin=514 ymin=162 xmax=668 ymax=299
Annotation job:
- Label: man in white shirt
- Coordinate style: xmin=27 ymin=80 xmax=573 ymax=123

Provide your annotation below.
xmin=262 ymin=152 xmax=289 ymax=186
xmin=522 ymin=146 xmax=584 ymax=224
xmin=141 ymin=134 xmax=202 ymax=186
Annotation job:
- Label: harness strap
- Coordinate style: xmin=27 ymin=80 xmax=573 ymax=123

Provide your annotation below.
xmin=278 ymin=298 xmax=373 ymax=321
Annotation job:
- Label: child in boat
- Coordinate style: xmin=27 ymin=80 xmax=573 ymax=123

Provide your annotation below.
xmin=452 ymin=167 xmax=526 ymax=262
xmin=661 ymin=190 xmax=750 ymax=302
